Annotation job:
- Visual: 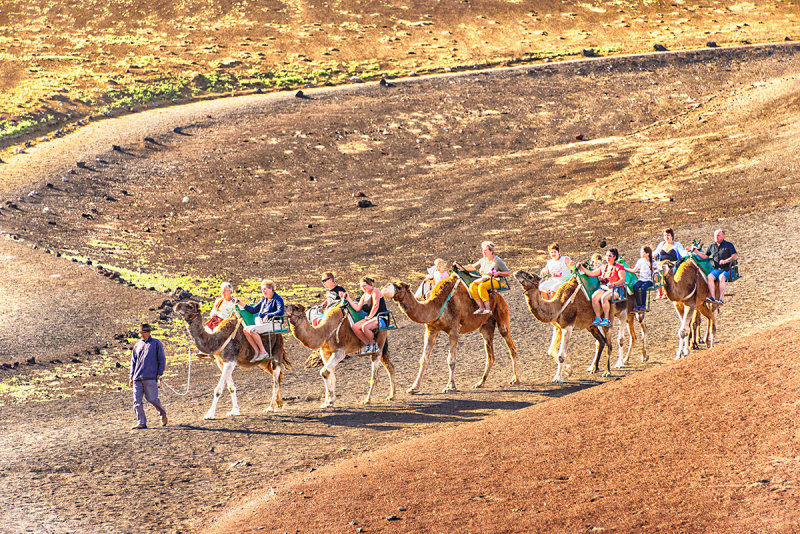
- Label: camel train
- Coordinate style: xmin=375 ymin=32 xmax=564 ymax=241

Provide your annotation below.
xmin=175 ymin=233 xmax=738 ymax=415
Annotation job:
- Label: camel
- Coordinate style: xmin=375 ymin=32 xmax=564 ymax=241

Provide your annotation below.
xmin=660 ymin=260 xmax=717 ymax=359
xmin=382 ymin=274 xmax=518 ymax=393
xmin=173 ymin=301 xmax=290 ymax=419
xmin=513 ymin=270 xmax=647 ymax=380
xmin=284 ymin=304 xmax=395 ymax=408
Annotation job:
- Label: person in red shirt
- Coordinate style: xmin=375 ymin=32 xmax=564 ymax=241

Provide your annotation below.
xmin=578 ymin=248 xmax=626 ymax=327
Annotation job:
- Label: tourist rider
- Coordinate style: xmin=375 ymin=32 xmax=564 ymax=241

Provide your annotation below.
xmin=129 ymin=323 xmax=168 ymax=429
xmin=344 ymin=276 xmax=387 ymax=354
xmin=460 ymin=241 xmax=511 ymax=315
xmin=240 ymin=279 xmax=285 ymax=362
xmin=539 ymin=242 xmax=573 ymax=298
xmin=204 ymin=281 xmax=237 ymax=333
xmin=417 ymin=258 xmax=450 ymax=300
xmin=692 ymin=229 xmax=738 ymax=304
xmin=624 ymin=246 xmax=658 ymax=312
xmin=578 ymin=248 xmax=626 ymax=327
xmin=311 ymin=272 xmax=347 ymax=325
xmin=653 ymin=228 xmax=687 ymax=299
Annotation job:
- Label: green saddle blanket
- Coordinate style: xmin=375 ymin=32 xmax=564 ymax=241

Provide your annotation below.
xmin=691 ymin=254 xmax=715 ymax=277
xmin=452 ymin=267 xmax=510 ymax=292
xmin=234 ymin=308 xmax=289 ymax=333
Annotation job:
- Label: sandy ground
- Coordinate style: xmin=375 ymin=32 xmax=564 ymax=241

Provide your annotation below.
xmin=1 ymin=44 xmax=800 ymax=532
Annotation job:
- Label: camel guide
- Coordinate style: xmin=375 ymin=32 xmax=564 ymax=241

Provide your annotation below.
xmin=129 ymin=323 xmax=168 ymax=429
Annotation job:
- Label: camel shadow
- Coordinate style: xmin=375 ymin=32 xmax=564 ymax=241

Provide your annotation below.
xmin=178 ymin=423 xmax=333 ymax=438
xmin=307 ymin=398 xmax=534 ymax=430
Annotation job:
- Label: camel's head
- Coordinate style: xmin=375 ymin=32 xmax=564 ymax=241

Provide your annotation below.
xmin=513 ymin=270 xmax=540 ymax=291
xmin=661 ymin=261 xmax=675 ymax=275
xmin=381 ymin=282 xmax=409 ymax=301
xmin=173 ymin=301 xmax=201 ymax=320
xmin=284 ymin=303 xmax=306 ymax=321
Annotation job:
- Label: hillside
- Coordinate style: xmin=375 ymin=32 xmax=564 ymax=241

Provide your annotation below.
xmin=1 ymin=0 xmax=799 ymax=147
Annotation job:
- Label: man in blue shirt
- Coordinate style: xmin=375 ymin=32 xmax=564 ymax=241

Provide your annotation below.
xmin=693 ymin=229 xmax=738 ymax=305
xmin=129 ymin=323 xmax=168 ymax=429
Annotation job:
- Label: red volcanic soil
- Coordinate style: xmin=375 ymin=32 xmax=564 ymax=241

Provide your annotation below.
xmin=208 ymin=320 xmax=800 ymax=533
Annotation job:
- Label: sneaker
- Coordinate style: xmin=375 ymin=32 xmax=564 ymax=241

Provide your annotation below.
xmin=482 ymin=308 xmax=492 ymax=314
xmin=600 ymin=318 xmax=611 ymax=327
xmin=473 ymin=309 xmax=484 ymax=315
xmin=131 ymin=424 xmax=147 ymax=430
xmin=591 ymin=317 xmax=601 ymax=326
xmin=370 ymin=342 xmax=379 ymax=353
xmin=705 ymin=296 xmax=715 ymax=303
xmin=160 ymin=412 xmax=168 ymax=427
xmin=716 ymin=299 xmax=724 ymax=305
xmin=250 ymin=352 xmax=273 ymax=363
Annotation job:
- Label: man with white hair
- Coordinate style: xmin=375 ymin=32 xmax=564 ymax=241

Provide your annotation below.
xmin=693 ymin=229 xmax=738 ymax=304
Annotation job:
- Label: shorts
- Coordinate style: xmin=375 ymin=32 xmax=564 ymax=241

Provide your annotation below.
xmin=708 ymin=269 xmax=731 ymax=282
xmin=599 ymin=285 xmax=625 ymax=299
xmin=244 ymin=316 xmax=280 ymax=334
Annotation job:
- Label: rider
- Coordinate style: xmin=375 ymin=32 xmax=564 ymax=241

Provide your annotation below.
xmin=624 ymin=246 xmax=658 ymax=312
xmin=653 ymin=228 xmax=688 ymax=299
xmin=539 ymin=242 xmax=573 ymax=298
xmin=578 ymin=248 xmax=626 ymax=327
xmin=204 ymin=281 xmax=237 ymax=333
xmin=344 ymin=276 xmax=387 ymax=354
xmin=692 ymin=229 xmax=738 ymax=304
xmin=240 ymin=279 xmax=285 ymax=362
xmin=461 ymin=241 xmax=511 ymax=314
xmin=312 ymin=272 xmax=346 ymax=325
xmin=418 ymin=258 xmax=450 ymax=299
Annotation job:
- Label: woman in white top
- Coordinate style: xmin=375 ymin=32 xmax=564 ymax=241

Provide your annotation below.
xmin=539 ymin=242 xmax=573 ymax=298
xmin=204 ymin=282 xmax=237 ymax=332
xmin=624 ymin=246 xmax=658 ymax=311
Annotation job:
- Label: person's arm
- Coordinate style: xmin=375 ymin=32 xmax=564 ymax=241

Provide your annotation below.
xmin=129 ymin=346 xmax=136 ymax=387
xmin=612 ymin=265 xmax=626 ymax=287
xmin=579 ymin=265 xmax=601 ymax=277
xmin=347 ymin=293 xmax=364 ymax=311
xmin=156 ymin=340 xmax=166 ymax=380
xmin=675 ymin=242 xmax=688 ymax=259
xmin=242 ymin=297 xmax=263 ymax=314
xmin=653 ymin=242 xmax=664 ymax=257
xmin=492 ymin=259 xmax=511 ymax=278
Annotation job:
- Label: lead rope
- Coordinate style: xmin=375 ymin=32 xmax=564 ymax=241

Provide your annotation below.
xmin=161 ymin=333 xmax=193 ymax=397
xmin=557 ymin=284 xmax=581 ymax=317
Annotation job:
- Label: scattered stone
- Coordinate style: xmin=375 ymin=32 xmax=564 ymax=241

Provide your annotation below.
xmin=582 ymin=48 xmax=597 ymax=57
xmin=357 ymin=528 xmax=363 ymax=533
xmin=12 ymin=147 xmax=25 ymax=154
xmin=409 ymin=71 xmax=418 ymax=76
xmin=307 ymin=224 xmax=313 ymax=228
xmin=741 ymin=39 xmax=751 ymax=45
xmin=26 ymin=357 xmax=35 ymax=365
xmin=706 ymin=41 xmax=718 ymax=48
xmin=12 ymin=362 xmax=18 ymax=369
xmin=71 ymin=358 xmax=82 ymax=363
xmin=350 ymin=76 xmax=362 ymax=82
xmin=96 ymin=158 xmax=109 ymax=164
xmin=104 ymin=195 xmax=117 ymax=202
xmin=599 ymin=239 xmax=607 ymax=248
xmin=50 ymin=359 xmax=62 ymax=364
xmin=219 ymin=59 xmax=243 ymax=68
xmin=173 ymin=126 xmax=186 ymax=135
xmin=76 ymin=161 xmax=88 ymax=168
xmin=121 ymin=190 xmax=129 ymax=195
xmin=398 ymin=507 xmax=406 ymax=512
xmin=28 ymin=191 xmax=36 ymax=197
xmin=786 ymin=36 xmax=792 ymax=41
xmin=379 ymin=78 xmax=396 ymax=87
xmin=357 ymin=199 xmax=374 ymax=208
xmin=144 ymin=136 xmax=157 ymax=144
xmin=1 ymin=363 xmax=10 ymax=370
xmin=353 ymin=191 xmax=366 ymax=198
xmin=386 ymin=515 xmax=400 ymax=521
xmin=87 ymin=260 xmax=92 ymax=265
xmin=182 ymin=196 xmax=190 ymax=203
xmin=575 ymin=133 xmax=585 ymax=141
xmin=444 ymin=67 xmax=452 ymax=72
xmin=61 ymin=176 xmax=68 ymax=182
xmin=295 ymin=90 xmax=308 ymax=99
xmin=81 ymin=213 xmax=94 ymax=220
xmin=46 ymin=183 xmax=54 ymax=189
xmin=112 ymin=144 xmax=123 ymax=152
xmin=349 ymin=521 xmax=357 ymax=526
xmin=56 ymin=252 xmax=61 ymax=257
xmin=42 ymin=207 xmax=51 ymax=213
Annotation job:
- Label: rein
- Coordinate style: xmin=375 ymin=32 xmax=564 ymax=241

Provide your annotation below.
xmin=435 ymin=281 xmax=459 ymax=321
xmin=557 ymin=283 xmax=581 ymax=317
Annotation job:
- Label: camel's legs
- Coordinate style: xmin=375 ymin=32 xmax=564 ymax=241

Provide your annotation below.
xmin=548 ymin=325 xmax=561 ymax=361
xmin=265 ymin=355 xmax=284 ymax=412
xmin=554 ymin=325 xmax=573 ymax=382
xmin=587 ymin=325 xmax=607 ymax=374
xmin=444 ymin=329 xmax=461 ymax=392
xmin=320 ymin=349 xmax=346 ymax=408
xmin=676 ymin=304 xmax=694 ymax=359
xmin=380 ymin=341 xmax=396 ymax=401
xmin=638 ymin=313 xmax=649 ymax=362
xmin=614 ymin=310 xmax=636 ymax=368
xmin=224 ymin=364 xmax=241 ymax=417
xmin=473 ymin=321 xmax=496 ymax=389
xmin=206 ymin=361 xmax=236 ymax=420
xmin=408 ymin=327 xmax=440 ymax=394
xmin=362 ymin=353 xmax=380 ymax=405
xmin=497 ymin=319 xmax=519 ymax=385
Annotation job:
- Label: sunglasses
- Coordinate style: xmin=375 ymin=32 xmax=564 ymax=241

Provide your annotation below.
xmin=321 ymin=277 xmax=332 ymax=283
